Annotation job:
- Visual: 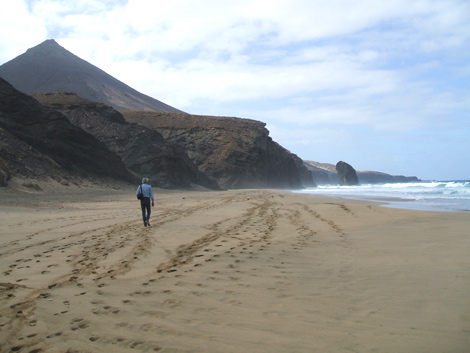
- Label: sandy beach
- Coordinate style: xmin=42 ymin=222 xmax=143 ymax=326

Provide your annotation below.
xmin=1 ymin=185 xmax=469 ymax=353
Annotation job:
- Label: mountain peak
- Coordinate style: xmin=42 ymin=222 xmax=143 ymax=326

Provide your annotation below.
xmin=21 ymin=39 xmax=71 ymax=59
xmin=0 ymin=40 xmax=183 ymax=113
xmin=37 ymin=39 xmax=60 ymax=47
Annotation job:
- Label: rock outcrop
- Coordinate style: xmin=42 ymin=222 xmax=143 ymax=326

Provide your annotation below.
xmin=0 ymin=78 xmax=132 ymax=185
xmin=336 ymin=161 xmax=359 ymax=186
xmin=0 ymin=40 xmax=182 ymax=113
xmin=123 ymin=111 xmax=315 ymax=189
xmin=34 ymin=92 xmax=219 ymax=190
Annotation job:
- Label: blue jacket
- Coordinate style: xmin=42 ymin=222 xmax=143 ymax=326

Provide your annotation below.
xmin=136 ymin=183 xmax=154 ymax=200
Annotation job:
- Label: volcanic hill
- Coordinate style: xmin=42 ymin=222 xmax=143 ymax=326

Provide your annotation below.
xmin=0 ymin=39 xmax=181 ymax=113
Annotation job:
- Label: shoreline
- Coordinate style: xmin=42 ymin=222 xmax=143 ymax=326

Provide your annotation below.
xmin=295 ymin=183 xmax=470 ymax=213
xmin=1 ymin=187 xmax=469 ymax=352
xmin=319 ymin=193 xmax=470 ymax=213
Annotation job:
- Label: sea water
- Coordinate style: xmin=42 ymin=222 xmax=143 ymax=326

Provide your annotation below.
xmin=296 ymin=181 xmax=470 ymax=213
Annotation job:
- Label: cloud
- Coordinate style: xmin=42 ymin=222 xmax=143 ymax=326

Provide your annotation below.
xmin=0 ymin=1 xmax=46 ymax=62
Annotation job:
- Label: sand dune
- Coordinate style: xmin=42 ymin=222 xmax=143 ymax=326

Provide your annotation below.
xmin=1 ymin=187 xmax=469 ymax=352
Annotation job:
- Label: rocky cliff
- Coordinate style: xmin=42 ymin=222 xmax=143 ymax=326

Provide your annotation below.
xmin=123 ymin=111 xmax=315 ymax=189
xmin=34 ymin=92 xmax=219 ymax=190
xmin=0 ymin=78 xmax=132 ymax=186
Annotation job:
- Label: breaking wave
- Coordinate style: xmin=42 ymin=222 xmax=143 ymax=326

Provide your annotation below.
xmin=298 ymin=180 xmax=470 ymax=212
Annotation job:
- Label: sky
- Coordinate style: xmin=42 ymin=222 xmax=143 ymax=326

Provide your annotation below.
xmin=0 ymin=0 xmax=469 ymax=181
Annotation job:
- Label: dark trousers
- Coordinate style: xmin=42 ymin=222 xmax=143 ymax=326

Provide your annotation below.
xmin=140 ymin=197 xmax=151 ymax=224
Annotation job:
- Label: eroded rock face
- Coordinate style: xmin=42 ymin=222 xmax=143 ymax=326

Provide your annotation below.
xmin=0 ymin=78 xmax=132 ymax=184
xmin=336 ymin=161 xmax=359 ymax=186
xmin=0 ymin=126 xmax=64 ymax=185
xmin=0 ymin=158 xmax=10 ymax=186
xmin=123 ymin=111 xmax=315 ymax=190
xmin=34 ymin=92 xmax=219 ymax=190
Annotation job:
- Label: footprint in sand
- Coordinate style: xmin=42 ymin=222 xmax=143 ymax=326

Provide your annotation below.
xmin=163 ymin=299 xmax=181 ymax=308
xmin=130 ymin=291 xmax=153 ymax=296
xmin=70 ymin=318 xmax=91 ymax=331
xmin=46 ymin=332 xmax=63 ymax=339
xmin=142 ymin=311 xmax=167 ymax=318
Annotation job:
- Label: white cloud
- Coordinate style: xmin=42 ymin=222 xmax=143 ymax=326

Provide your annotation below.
xmin=0 ymin=1 xmax=46 ymax=63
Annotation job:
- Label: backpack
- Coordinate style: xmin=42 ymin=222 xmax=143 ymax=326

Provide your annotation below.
xmin=137 ymin=184 xmax=143 ymax=200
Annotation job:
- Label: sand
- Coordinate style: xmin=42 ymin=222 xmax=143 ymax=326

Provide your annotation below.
xmin=0 ymin=185 xmax=469 ymax=353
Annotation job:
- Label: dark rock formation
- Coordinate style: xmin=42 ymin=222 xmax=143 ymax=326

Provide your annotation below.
xmin=123 ymin=111 xmax=315 ymax=189
xmin=34 ymin=92 xmax=219 ymax=190
xmin=336 ymin=161 xmax=359 ymax=186
xmin=292 ymin=154 xmax=316 ymax=189
xmin=0 ymin=39 xmax=182 ymax=113
xmin=0 ymin=78 xmax=132 ymax=184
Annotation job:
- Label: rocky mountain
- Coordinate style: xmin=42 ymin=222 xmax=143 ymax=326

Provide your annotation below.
xmin=34 ymin=92 xmax=219 ymax=190
xmin=304 ymin=160 xmax=420 ymax=185
xmin=0 ymin=40 xmax=181 ymax=113
xmin=1 ymin=39 xmax=418 ymax=190
xmin=0 ymin=78 xmax=132 ymax=186
xmin=123 ymin=111 xmax=315 ymax=189
xmin=1 ymin=39 xmax=314 ymax=190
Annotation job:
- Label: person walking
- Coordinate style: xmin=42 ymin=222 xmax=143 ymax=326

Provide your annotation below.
xmin=136 ymin=177 xmax=154 ymax=227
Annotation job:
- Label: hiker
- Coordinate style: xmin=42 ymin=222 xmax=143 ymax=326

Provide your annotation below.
xmin=136 ymin=177 xmax=154 ymax=227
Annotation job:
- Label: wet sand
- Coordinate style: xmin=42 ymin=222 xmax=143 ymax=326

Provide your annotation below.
xmin=1 ymin=186 xmax=469 ymax=352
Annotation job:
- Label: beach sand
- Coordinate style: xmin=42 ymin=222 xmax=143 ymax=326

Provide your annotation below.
xmin=0 ymin=185 xmax=469 ymax=353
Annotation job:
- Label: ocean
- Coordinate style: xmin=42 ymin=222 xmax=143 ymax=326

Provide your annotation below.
xmin=296 ymin=180 xmax=470 ymax=213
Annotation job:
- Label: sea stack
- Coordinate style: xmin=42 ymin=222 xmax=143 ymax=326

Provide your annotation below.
xmin=336 ymin=161 xmax=359 ymax=186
